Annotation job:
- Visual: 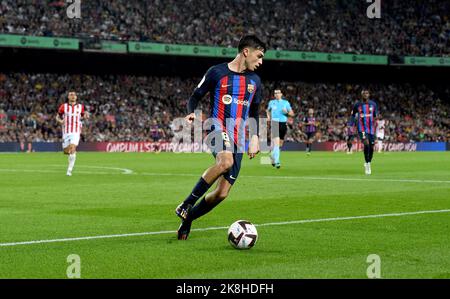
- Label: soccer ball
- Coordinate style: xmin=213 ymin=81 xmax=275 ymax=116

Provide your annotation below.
xmin=227 ymin=220 xmax=258 ymax=249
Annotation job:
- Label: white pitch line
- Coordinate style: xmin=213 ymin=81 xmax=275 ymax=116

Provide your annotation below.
xmin=140 ymin=172 xmax=450 ymax=184
xmin=0 ymin=169 xmax=120 ymax=175
xmin=0 ymin=209 xmax=449 ymax=247
xmin=0 ymin=168 xmax=449 ymax=184
xmin=48 ymin=164 xmax=134 ymax=174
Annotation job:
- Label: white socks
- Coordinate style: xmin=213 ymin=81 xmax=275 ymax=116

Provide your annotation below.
xmin=68 ymin=153 xmax=77 ymax=172
xmin=377 ymin=141 xmax=382 ymax=152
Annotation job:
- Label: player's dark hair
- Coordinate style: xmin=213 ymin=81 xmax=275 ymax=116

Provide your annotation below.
xmin=238 ymin=35 xmax=266 ymax=53
xmin=361 ymin=89 xmax=370 ymax=94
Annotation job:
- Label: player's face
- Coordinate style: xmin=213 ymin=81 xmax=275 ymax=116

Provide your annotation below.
xmin=244 ymin=48 xmax=264 ymax=71
xmin=362 ymin=90 xmax=370 ymax=100
xmin=68 ymin=92 xmax=77 ymax=103
xmin=308 ymin=109 xmax=314 ymax=116
xmin=274 ymin=90 xmax=282 ymax=99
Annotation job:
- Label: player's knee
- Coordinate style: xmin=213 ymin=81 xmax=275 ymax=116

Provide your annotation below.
xmin=217 ymin=159 xmax=233 ymax=173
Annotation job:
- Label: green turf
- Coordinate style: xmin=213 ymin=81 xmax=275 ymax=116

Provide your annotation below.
xmin=0 ymin=151 xmax=449 ymax=278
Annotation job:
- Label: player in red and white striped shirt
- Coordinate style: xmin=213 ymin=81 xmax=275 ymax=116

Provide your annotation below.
xmin=55 ymin=91 xmax=89 ymax=176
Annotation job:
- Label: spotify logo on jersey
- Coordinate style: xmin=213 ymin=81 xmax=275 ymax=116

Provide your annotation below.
xmin=222 ymin=95 xmax=232 ymax=105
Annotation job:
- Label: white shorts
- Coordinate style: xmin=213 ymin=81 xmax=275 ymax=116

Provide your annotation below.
xmin=376 ymin=133 xmax=384 ymax=140
xmin=62 ymin=133 xmax=80 ymax=149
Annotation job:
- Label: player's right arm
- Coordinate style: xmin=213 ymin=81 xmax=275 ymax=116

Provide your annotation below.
xmin=186 ymin=67 xmax=215 ymax=123
xmin=56 ymin=104 xmax=64 ymax=124
xmin=266 ymin=101 xmax=272 ymax=122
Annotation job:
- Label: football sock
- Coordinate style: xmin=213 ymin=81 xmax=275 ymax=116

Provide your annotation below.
xmin=364 ymin=145 xmax=370 ymax=163
xmin=273 ymin=145 xmax=280 ymax=164
xmin=183 ymin=177 xmax=211 ymax=206
xmin=368 ymin=144 xmax=374 ymax=162
xmin=347 ymin=141 xmax=352 ymax=151
xmin=68 ymin=153 xmax=76 ymax=171
xmin=189 ymin=197 xmax=220 ymax=221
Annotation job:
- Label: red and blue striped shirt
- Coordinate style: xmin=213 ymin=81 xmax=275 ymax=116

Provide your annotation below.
xmin=188 ymin=63 xmax=262 ymax=149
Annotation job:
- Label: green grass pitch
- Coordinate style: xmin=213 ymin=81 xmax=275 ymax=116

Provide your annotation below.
xmin=0 ymin=151 xmax=449 ymax=278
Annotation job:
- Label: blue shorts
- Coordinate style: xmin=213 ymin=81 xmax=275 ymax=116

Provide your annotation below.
xmin=358 ymin=132 xmax=375 ymax=145
xmin=306 ymin=131 xmax=316 ymax=140
xmin=209 ymin=130 xmax=243 ymax=185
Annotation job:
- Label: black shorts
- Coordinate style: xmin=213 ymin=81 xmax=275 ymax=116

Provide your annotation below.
xmin=358 ymin=132 xmax=375 ymax=145
xmin=271 ymin=121 xmax=288 ymax=140
xmin=210 ymin=131 xmax=243 ymax=185
xmin=347 ymin=134 xmax=355 ymax=142
xmin=306 ymin=131 xmax=316 ymax=140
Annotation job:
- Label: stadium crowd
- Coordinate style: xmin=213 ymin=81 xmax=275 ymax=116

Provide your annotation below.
xmin=0 ymin=0 xmax=448 ymax=56
xmin=0 ymin=73 xmax=448 ymax=144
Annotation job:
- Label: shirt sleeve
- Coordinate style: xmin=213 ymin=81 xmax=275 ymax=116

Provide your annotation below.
xmin=58 ymin=104 xmax=64 ymax=116
xmin=351 ymin=103 xmax=359 ymax=118
xmin=81 ymin=104 xmax=85 ymax=116
xmin=187 ymin=67 xmax=215 ymax=114
xmin=287 ymin=101 xmax=292 ymax=112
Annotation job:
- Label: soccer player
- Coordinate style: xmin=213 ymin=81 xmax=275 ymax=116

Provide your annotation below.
xmin=376 ymin=117 xmax=385 ymax=153
xmin=346 ymin=117 xmax=356 ymax=154
xmin=351 ymin=89 xmax=378 ymax=175
xmin=302 ymin=108 xmax=316 ymax=155
xmin=266 ymin=89 xmax=294 ymax=168
xmin=55 ymin=91 xmax=88 ymax=176
xmin=174 ymin=35 xmax=265 ymax=240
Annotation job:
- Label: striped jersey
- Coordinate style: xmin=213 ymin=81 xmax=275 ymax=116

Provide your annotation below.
xmin=58 ymin=103 xmax=85 ymax=134
xmin=352 ymin=100 xmax=378 ymax=135
xmin=302 ymin=116 xmax=317 ymax=133
xmin=188 ymin=63 xmax=262 ymax=149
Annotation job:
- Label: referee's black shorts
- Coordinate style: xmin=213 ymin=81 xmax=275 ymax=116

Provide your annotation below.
xmin=271 ymin=121 xmax=288 ymax=140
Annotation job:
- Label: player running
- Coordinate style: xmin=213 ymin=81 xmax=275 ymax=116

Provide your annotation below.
xmin=174 ymin=35 xmax=265 ymax=240
xmin=351 ymin=89 xmax=378 ymax=175
xmin=266 ymin=89 xmax=294 ymax=168
xmin=302 ymin=108 xmax=316 ymax=155
xmin=376 ymin=117 xmax=385 ymax=153
xmin=55 ymin=91 xmax=89 ymax=176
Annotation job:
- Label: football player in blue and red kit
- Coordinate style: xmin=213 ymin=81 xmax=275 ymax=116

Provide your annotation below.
xmin=174 ymin=35 xmax=266 ymax=240
xmin=351 ymin=89 xmax=378 ymax=175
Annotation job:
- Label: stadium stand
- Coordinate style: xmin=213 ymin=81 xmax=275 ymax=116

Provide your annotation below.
xmin=0 ymin=73 xmax=448 ymax=143
xmin=0 ymin=0 xmax=448 ymax=56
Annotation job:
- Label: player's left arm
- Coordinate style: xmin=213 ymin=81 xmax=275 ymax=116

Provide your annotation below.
xmin=248 ymin=101 xmax=260 ymax=159
xmin=285 ymin=101 xmax=294 ymax=117
xmin=373 ymin=101 xmax=378 ymax=121
xmin=248 ymin=79 xmax=262 ymax=159
xmin=81 ymin=105 xmax=90 ymax=120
